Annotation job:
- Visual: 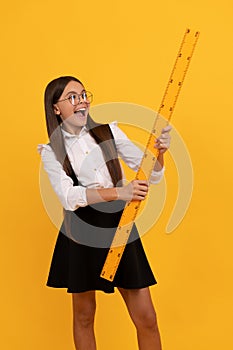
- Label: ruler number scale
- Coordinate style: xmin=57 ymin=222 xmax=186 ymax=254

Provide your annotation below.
xmin=101 ymin=29 xmax=200 ymax=282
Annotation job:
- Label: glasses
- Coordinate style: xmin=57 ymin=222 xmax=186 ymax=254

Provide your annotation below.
xmin=57 ymin=91 xmax=93 ymax=106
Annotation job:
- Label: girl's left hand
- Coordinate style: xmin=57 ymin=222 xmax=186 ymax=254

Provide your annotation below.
xmin=155 ymin=125 xmax=172 ymax=154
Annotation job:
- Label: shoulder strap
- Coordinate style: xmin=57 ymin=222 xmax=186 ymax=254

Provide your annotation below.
xmin=48 ymin=141 xmax=79 ymax=187
xmin=89 ymin=123 xmax=122 ymax=187
xmin=59 ymin=123 xmax=121 ymax=188
xmin=90 ymin=123 xmax=118 ymax=157
xmin=68 ymin=161 xmax=79 ymax=186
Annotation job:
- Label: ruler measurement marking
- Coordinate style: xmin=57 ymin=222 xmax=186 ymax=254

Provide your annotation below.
xmin=100 ymin=29 xmax=200 ymax=282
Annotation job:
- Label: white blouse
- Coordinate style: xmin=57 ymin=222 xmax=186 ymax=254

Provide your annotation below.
xmin=38 ymin=122 xmax=164 ymax=211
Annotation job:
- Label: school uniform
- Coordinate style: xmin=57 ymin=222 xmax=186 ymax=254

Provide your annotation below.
xmin=38 ymin=122 xmax=164 ymax=293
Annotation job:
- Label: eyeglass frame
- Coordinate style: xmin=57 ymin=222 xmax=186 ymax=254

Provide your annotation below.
xmin=57 ymin=91 xmax=93 ymax=106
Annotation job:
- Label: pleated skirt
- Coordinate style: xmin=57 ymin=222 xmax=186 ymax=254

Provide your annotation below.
xmin=46 ymin=200 xmax=156 ymax=293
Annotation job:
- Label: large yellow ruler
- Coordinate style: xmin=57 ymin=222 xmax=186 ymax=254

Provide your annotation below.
xmin=101 ymin=28 xmax=200 ymax=282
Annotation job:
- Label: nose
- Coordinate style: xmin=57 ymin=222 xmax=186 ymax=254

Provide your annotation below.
xmin=79 ymin=95 xmax=89 ymax=105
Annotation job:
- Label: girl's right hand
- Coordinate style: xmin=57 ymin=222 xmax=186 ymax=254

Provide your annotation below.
xmin=116 ymin=180 xmax=149 ymax=202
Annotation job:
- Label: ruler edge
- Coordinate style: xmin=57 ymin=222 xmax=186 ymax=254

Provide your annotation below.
xmin=101 ymin=28 xmax=200 ymax=281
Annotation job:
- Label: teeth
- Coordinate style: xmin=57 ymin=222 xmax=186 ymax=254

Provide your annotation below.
xmin=74 ymin=108 xmax=86 ymax=116
xmin=74 ymin=108 xmax=86 ymax=114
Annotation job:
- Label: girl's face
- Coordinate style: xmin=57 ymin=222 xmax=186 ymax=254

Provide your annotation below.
xmin=53 ymin=80 xmax=90 ymax=134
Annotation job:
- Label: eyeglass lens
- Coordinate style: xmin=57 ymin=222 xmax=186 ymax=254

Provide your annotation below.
xmin=70 ymin=92 xmax=92 ymax=105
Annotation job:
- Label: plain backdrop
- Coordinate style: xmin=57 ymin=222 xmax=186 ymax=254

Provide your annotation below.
xmin=0 ymin=1 xmax=232 ymax=349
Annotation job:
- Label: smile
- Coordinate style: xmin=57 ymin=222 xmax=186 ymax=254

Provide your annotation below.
xmin=74 ymin=108 xmax=86 ymax=116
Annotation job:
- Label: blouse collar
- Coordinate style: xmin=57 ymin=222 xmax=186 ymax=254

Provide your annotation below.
xmin=61 ymin=125 xmax=88 ymax=139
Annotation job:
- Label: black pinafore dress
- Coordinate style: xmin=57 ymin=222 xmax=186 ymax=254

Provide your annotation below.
xmin=46 ymin=127 xmax=157 ymax=294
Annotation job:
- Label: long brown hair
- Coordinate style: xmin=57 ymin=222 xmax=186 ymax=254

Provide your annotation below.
xmin=44 ymin=76 xmax=122 ymax=187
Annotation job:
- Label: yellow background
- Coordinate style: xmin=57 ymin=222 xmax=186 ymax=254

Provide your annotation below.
xmin=1 ymin=0 xmax=232 ymax=349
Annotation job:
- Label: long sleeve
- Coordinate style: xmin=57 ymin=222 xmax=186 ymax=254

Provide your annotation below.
xmin=38 ymin=144 xmax=88 ymax=211
xmin=38 ymin=122 xmax=164 ymax=212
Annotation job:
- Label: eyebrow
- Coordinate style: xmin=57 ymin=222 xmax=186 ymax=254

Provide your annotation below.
xmin=64 ymin=89 xmax=85 ymax=97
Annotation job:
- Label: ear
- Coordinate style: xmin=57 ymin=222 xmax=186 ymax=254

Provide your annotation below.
xmin=53 ymin=104 xmax=61 ymax=115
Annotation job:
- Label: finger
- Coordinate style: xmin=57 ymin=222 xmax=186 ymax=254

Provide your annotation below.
xmin=138 ymin=186 xmax=148 ymax=194
xmin=156 ymin=135 xmax=171 ymax=144
xmin=155 ymin=141 xmax=169 ymax=149
xmin=156 ymin=134 xmax=170 ymax=142
xmin=158 ymin=132 xmax=171 ymax=140
xmin=155 ymin=145 xmax=168 ymax=150
xmin=135 ymin=191 xmax=148 ymax=199
xmin=134 ymin=187 xmax=148 ymax=196
xmin=136 ymin=181 xmax=148 ymax=187
xmin=134 ymin=180 xmax=149 ymax=186
xmin=155 ymin=136 xmax=170 ymax=145
xmin=133 ymin=183 xmax=148 ymax=194
xmin=161 ymin=125 xmax=172 ymax=133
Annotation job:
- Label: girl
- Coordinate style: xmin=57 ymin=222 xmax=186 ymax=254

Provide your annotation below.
xmin=39 ymin=76 xmax=171 ymax=350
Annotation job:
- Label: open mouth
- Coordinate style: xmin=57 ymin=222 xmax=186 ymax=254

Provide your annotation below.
xmin=74 ymin=108 xmax=86 ymax=116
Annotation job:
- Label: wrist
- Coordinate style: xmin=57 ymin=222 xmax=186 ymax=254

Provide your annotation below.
xmin=154 ymin=153 xmax=164 ymax=171
xmin=115 ymin=187 xmax=122 ymax=200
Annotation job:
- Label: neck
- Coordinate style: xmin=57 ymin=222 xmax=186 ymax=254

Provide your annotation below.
xmin=62 ymin=123 xmax=83 ymax=135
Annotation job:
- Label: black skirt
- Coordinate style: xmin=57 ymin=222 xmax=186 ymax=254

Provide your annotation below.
xmin=46 ymin=201 xmax=157 ymax=293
